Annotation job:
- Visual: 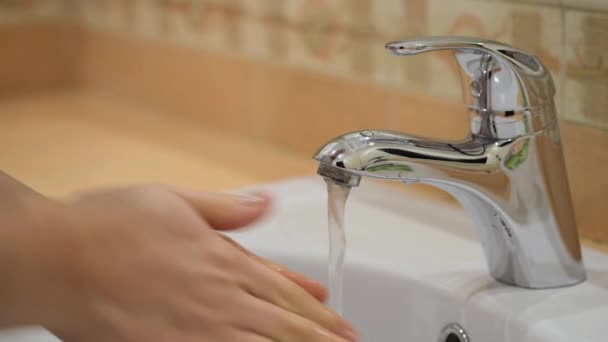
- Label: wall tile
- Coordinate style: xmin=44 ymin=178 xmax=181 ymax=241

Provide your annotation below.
xmin=401 ymin=0 xmax=430 ymax=91
xmin=562 ymin=0 xmax=608 ymax=11
xmin=79 ymin=1 xmax=122 ymax=32
xmin=427 ymin=0 xmax=563 ymax=103
xmin=255 ymin=65 xmax=393 ymax=155
xmin=3 ymin=0 xmax=608 ymax=132
xmin=79 ymin=29 xmax=261 ymax=138
xmin=479 ymin=0 xmax=608 ymax=12
xmin=480 ymin=0 xmax=562 ymax=6
xmin=370 ymin=36 xmax=404 ymax=88
xmin=129 ymin=0 xmax=162 ymax=37
xmin=370 ymin=0 xmax=406 ymax=38
xmin=564 ymin=9 xmax=608 ymax=129
xmin=0 ymin=0 xmax=72 ymax=24
xmin=240 ymin=9 xmax=272 ymax=59
xmin=260 ymin=0 xmax=289 ymax=59
xmin=283 ymin=0 xmax=354 ymax=79
xmin=0 ymin=22 xmax=77 ymax=95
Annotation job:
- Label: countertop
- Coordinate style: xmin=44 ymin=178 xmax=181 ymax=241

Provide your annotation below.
xmin=0 ymin=90 xmax=317 ymax=196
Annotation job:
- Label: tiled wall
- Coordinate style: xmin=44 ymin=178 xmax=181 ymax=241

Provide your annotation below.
xmin=2 ymin=0 xmax=607 ymax=129
xmin=0 ymin=0 xmax=74 ymax=23
xmin=0 ymin=0 xmax=78 ymax=95
xmin=1 ymin=0 xmax=607 ymax=244
xmin=82 ymin=0 xmax=608 ymax=130
xmin=10 ymin=0 xmax=603 ymax=130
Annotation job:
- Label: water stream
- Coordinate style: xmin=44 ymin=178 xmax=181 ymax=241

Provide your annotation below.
xmin=324 ymin=178 xmax=352 ymax=316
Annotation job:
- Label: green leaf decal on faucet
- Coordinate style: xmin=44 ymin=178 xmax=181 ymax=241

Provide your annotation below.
xmin=505 ymin=139 xmax=530 ymax=170
xmin=364 ymin=164 xmax=413 ymax=172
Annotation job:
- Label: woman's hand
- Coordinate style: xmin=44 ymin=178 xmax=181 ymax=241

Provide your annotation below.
xmin=0 ymin=174 xmax=357 ymax=341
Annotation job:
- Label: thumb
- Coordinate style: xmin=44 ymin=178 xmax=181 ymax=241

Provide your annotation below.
xmin=173 ymin=190 xmax=271 ymax=230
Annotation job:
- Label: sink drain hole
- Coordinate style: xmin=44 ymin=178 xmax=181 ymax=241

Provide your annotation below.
xmin=446 ymin=333 xmax=462 ymax=342
xmin=439 ymin=324 xmax=469 ymax=342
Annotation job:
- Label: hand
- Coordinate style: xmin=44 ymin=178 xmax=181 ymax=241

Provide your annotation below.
xmin=0 ymin=177 xmax=357 ymax=341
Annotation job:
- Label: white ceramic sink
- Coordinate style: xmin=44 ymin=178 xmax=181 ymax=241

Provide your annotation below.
xmin=3 ymin=177 xmax=608 ymax=341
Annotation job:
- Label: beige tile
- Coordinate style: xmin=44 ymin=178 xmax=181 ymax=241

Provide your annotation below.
xmin=240 ymin=0 xmax=270 ymax=16
xmin=562 ymin=0 xmax=608 ymax=11
xmin=341 ymin=0 xmax=374 ymax=33
xmin=241 ymin=0 xmax=291 ymax=63
xmin=428 ymin=0 xmax=512 ymax=99
xmin=283 ymin=2 xmax=352 ymax=80
xmin=511 ymin=4 xmax=565 ymax=109
xmin=350 ymin=34 xmax=375 ymax=78
xmin=0 ymin=23 xmax=78 ymax=96
xmin=255 ymin=0 xmax=288 ymax=59
xmin=0 ymin=0 xmax=69 ymax=24
xmin=404 ymin=0 xmax=430 ymax=85
xmin=479 ymin=0 xmax=562 ymax=7
xmin=240 ymin=11 xmax=272 ymax=59
xmin=561 ymin=122 xmax=608 ymax=243
xmin=250 ymin=62 xmax=392 ymax=155
xmin=78 ymin=29 xmax=260 ymax=139
xmin=79 ymin=0 xmax=134 ymax=33
xmin=371 ymin=35 xmax=404 ymax=88
xmin=365 ymin=0 xmax=432 ymax=92
xmin=130 ymin=0 xmax=164 ymax=37
xmin=388 ymin=92 xmax=470 ymax=141
xmin=277 ymin=0 xmax=390 ymax=83
xmin=564 ymin=9 xmax=608 ymax=129
xmin=283 ymin=0 xmax=310 ymax=23
xmin=370 ymin=0 xmax=407 ymax=38
xmin=427 ymin=0 xmax=563 ymax=102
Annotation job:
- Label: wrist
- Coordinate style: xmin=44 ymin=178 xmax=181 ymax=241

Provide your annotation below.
xmin=0 ymin=198 xmax=74 ymax=329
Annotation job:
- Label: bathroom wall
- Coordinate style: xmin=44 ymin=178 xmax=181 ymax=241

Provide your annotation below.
xmin=71 ymin=0 xmax=608 ymax=130
xmin=0 ymin=0 xmax=607 ymax=244
xmin=0 ymin=1 xmax=78 ymax=95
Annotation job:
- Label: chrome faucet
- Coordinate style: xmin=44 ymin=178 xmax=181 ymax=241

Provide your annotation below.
xmin=313 ymin=37 xmax=586 ymax=289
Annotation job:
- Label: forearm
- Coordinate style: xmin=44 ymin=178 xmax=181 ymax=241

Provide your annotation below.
xmin=0 ymin=173 xmax=67 ymax=329
xmin=0 ymin=221 xmax=35 ymax=327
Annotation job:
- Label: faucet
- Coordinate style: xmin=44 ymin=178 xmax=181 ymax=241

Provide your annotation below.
xmin=313 ymin=37 xmax=586 ymax=289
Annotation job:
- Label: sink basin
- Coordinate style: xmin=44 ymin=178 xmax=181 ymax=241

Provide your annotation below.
xmin=2 ymin=177 xmax=608 ymax=341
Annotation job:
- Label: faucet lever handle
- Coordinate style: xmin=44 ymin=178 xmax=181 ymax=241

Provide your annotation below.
xmin=386 ymin=36 xmax=556 ymax=138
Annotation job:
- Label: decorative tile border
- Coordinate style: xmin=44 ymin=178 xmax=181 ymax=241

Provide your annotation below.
xmin=564 ymin=9 xmax=608 ymax=129
xmin=1 ymin=0 xmax=607 ymax=129
xmin=0 ymin=0 xmax=76 ymax=24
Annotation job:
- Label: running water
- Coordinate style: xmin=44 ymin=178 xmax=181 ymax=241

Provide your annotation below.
xmin=324 ymin=178 xmax=352 ymax=316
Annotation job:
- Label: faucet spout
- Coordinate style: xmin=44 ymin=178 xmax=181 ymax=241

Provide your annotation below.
xmin=314 ymin=130 xmax=500 ymax=182
xmin=314 ymin=128 xmax=586 ymax=289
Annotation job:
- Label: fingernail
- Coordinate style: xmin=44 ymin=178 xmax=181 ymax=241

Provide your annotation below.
xmin=339 ymin=326 xmax=358 ymax=341
xmin=335 ymin=320 xmax=358 ymax=342
xmin=237 ymin=192 xmax=266 ymax=205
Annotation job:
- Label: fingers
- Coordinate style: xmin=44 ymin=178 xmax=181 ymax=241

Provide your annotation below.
xmin=173 ymin=190 xmax=271 ymax=230
xmin=220 ymin=234 xmax=327 ymax=302
xmin=239 ymin=256 xmax=357 ymax=341
xmin=236 ymin=294 xmax=353 ymax=342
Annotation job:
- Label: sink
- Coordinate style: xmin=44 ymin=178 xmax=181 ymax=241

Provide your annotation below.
xmin=2 ymin=177 xmax=608 ymax=341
